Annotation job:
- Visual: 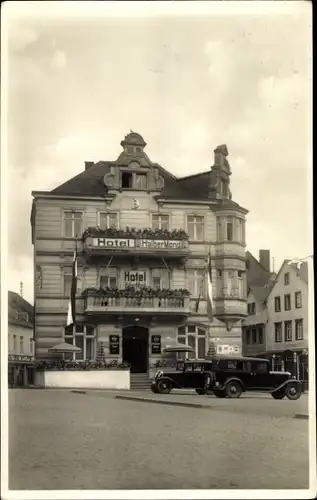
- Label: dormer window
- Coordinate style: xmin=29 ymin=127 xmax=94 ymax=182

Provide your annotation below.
xmin=120 ymin=171 xmax=148 ymax=190
xmin=122 ymin=172 xmax=133 ymax=188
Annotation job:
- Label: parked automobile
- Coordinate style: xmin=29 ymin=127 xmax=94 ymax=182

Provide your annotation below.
xmin=150 ymin=356 xmax=302 ymax=400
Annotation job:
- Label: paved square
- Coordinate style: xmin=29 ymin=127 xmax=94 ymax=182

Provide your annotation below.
xmin=9 ymin=389 xmax=309 ymax=490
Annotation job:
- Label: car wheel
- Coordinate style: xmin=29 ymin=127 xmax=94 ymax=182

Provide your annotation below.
xmin=225 ymin=380 xmax=243 ymax=398
xmin=151 ymin=385 xmax=159 ymax=394
xmin=271 ymin=390 xmax=286 ymax=400
xmin=285 ymin=382 xmax=301 ymax=400
xmin=156 ymin=379 xmax=172 ymax=394
xmin=213 ymin=389 xmax=226 ymax=398
xmin=195 ymin=389 xmax=206 ymax=395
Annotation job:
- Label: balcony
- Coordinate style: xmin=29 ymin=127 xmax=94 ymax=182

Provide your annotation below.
xmin=82 ymin=227 xmax=190 ymax=259
xmin=83 ymin=287 xmax=190 ymax=316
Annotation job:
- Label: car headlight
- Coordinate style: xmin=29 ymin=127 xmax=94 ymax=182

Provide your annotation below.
xmin=155 ymin=370 xmax=163 ymax=380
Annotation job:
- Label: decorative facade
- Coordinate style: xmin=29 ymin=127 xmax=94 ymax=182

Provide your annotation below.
xmin=31 ymin=132 xmax=248 ymax=374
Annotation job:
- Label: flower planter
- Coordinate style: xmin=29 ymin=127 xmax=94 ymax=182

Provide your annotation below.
xmin=35 ymin=369 xmax=130 ymax=390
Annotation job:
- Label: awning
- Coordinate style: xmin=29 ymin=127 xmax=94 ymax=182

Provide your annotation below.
xmin=163 ymin=343 xmax=195 ymax=353
xmin=49 ymin=342 xmax=82 ymax=353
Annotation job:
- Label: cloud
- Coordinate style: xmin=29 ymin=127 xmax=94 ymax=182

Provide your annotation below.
xmin=51 ymin=50 xmax=67 ymax=70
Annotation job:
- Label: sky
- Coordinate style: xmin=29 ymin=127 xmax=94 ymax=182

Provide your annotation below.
xmin=3 ymin=1 xmax=312 ymax=304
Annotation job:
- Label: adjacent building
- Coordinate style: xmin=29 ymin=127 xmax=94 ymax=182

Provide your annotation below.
xmin=8 ymin=291 xmax=35 ymax=386
xmin=242 ymin=250 xmax=275 ymax=357
xmin=242 ymin=252 xmax=309 ymax=381
xmin=31 ymin=132 xmax=248 ymax=374
xmin=266 ymin=260 xmax=308 ymax=379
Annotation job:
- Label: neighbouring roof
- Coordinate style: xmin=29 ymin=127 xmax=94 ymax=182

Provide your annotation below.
xmin=8 ymin=291 xmax=34 ymax=328
xmin=289 ymin=261 xmax=309 ymax=284
xmin=246 ymin=251 xmax=274 ymax=287
xmin=249 ymin=283 xmax=275 ymax=304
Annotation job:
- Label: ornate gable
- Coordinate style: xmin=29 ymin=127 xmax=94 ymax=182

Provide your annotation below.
xmin=104 ymin=132 xmax=165 ymax=192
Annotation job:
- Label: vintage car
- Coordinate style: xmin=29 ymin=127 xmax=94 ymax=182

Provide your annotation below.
xmin=150 ymin=356 xmax=302 ymax=400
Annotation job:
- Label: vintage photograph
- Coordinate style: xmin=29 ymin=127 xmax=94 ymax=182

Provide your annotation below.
xmin=1 ymin=1 xmax=314 ymax=498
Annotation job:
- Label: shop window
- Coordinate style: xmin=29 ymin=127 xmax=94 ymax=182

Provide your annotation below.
xmin=64 ymin=324 xmax=95 ymax=361
xmin=177 ymin=325 xmax=206 ymax=359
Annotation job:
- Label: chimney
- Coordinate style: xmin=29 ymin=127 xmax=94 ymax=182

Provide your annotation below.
xmin=259 ymin=250 xmax=270 ymax=272
xmin=85 ymin=161 xmax=94 ymax=171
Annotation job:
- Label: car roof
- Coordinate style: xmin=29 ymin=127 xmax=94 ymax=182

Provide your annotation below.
xmin=184 ymin=356 xmax=269 ymax=363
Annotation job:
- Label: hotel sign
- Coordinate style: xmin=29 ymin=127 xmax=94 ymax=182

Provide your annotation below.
xmin=92 ymin=238 xmax=182 ymax=250
xmin=9 ymin=354 xmax=35 ymax=363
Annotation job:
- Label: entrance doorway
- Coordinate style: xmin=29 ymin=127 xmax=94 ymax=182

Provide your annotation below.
xmin=122 ymin=326 xmax=149 ymax=373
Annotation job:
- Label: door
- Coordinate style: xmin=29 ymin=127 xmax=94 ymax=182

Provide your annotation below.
xmin=122 ymin=326 xmax=149 ymax=373
xmin=244 ymin=361 xmax=270 ymax=390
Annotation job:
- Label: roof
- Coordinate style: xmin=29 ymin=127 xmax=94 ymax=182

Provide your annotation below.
xmin=249 ymin=283 xmax=275 ymax=304
xmin=273 ymin=259 xmax=309 ymax=286
xmin=8 ymin=291 xmax=34 ymax=328
xmin=246 ymin=251 xmax=274 ymax=288
xmin=46 ymin=134 xmax=247 ymax=212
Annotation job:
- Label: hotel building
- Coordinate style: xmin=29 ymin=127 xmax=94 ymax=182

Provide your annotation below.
xmin=31 ymin=132 xmax=248 ymax=376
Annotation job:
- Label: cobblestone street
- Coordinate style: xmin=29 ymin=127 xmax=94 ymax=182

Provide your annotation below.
xmin=9 ymin=389 xmax=309 ymax=490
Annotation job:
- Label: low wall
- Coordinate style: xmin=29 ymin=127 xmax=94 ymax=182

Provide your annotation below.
xmin=35 ymin=369 xmax=130 ymax=390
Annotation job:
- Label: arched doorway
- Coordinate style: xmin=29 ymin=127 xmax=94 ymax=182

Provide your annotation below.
xmin=122 ymin=326 xmax=149 ymax=373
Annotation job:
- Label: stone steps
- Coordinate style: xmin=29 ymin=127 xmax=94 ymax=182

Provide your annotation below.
xmin=130 ymin=373 xmax=151 ymax=391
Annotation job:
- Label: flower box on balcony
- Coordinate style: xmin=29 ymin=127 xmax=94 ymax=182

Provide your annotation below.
xmin=82 ymin=226 xmax=189 ymax=241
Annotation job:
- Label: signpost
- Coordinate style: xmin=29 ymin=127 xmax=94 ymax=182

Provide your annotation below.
xmin=151 ymin=335 xmax=161 ymax=354
xmin=92 ymin=238 xmax=183 ymax=250
xmin=109 ymin=335 xmax=120 ymax=355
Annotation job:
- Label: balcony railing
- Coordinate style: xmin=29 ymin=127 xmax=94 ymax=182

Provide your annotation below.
xmin=85 ymin=295 xmax=190 ymax=315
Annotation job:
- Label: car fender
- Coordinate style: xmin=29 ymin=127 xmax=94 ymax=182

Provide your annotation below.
xmin=219 ymin=377 xmax=245 ymax=392
xmin=271 ymin=378 xmax=301 ymax=394
xmin=155 ymin=376 xmax=181 ymax=389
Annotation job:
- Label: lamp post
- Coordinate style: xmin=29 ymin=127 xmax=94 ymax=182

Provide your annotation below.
xmin=272 ymin=353 xmax=276 ymax=371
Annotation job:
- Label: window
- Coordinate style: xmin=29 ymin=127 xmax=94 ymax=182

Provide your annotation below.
xmin=152 ymin=276 xmax=162 ymax=289
xmin=152 ymin=269 xmax=169 ymax=289
xmin=121 ymin=172 xmax=133 ymax=188
xmin=274 ymin=322 xmax=282 ymax=343
xmin=218 ymin=359 xmax=237 ymax=370
xmin=295 ymin=291 xmax=302 ymax=309
xmin=135 ymin=174 xmax=147 ymax=189
xmin=236 ymin=219 xmax=244 ymax=243
xmin=64 ymin=211 xmax=83 ymax=238
xmin=245 ymin=328 xmax=251 ymax=345
xmin=100 ymin=274 xmax=117 ymax=289
xmin=247 ymin=302 xmax=256 ymax=315
xmin=295 ymin=319 xmax=303 ymax=340
xmin=284 ymin=272 xmax=290 ymax=285
xmin=216 ymin=218 xmax=222 ymax=240
xmin=177 ymin=325 xmax=206 ymax=359
xmin=284 ymin=294 xmax=291 ymax=311
xmin=20 ymin=336 xmax=24 ymax=353
xmin=121 ymin=171 xmax=148 ymax=189
xmin=226 ymin=270 xmax=234 ymax=296
xmin=226 ymin=218 xmax=233 ymax=241
xmin=251 ymin=362 xmax=267 ymax=374
xmin=274 ymin=296 xmax=281 ymax=312
xmin=99 ymin=212 xmax=117 ymax=230
xmin=258 ymin=326 xmax=264 ymax=345
xmin=187 ymin=269 xmax=205 ymax=297
xmin=13 ymin=335 xmax=17 ymax=352
xmin=238 ymin=271 xmax=245 ymax=297
xmin=251 ymin=328 xmax=257 ymax=344
xmin=152 ymin=214 xmax=169 ymax=231
xmin=284 ymin=320 xmax=292 ymax=342
xmin=217 ymin=269 xmax=223 ymax=278
xmin=64 ymin=324 xmax=95 ymax=361
xmin=30 ymin=339 xmax=33 ymax=355
xmin=187 ymin=216 xmax=204 ymax=241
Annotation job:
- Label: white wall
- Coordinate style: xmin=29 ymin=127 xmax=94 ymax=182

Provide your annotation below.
xmin=35 ymin=369 xmax=130 ymax=390
xmin=8 ymin=324 xmax=34 ymax=356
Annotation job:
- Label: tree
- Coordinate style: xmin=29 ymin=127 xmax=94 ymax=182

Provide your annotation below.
xmin=207 ymin=341 xmax=217 ymax=358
